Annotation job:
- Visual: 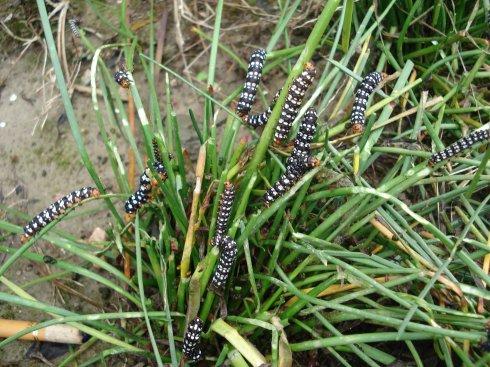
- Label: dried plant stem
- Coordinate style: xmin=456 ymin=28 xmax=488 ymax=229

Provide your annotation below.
xmin=180 ymin=145 xmax=207 ymax=280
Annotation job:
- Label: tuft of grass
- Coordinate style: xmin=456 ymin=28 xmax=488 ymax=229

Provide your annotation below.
xmin=1 ymin=0 xmax=489 ymax=366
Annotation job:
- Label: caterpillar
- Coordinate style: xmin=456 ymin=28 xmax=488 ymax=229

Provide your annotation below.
xmin=210 ymin=236 xmax=238 ymax=292
xmin=289 ymin=107 xmax=318 ymax=160
xmin=349 ymin=71 xmax=384 ymax=134
xmin=214 ymin=182 xmax=235 ymax=247
xmin=124 ymin=160 xmax=169 ymax=214
xmin=114 ymin=65 xmax=131 ymax=89
xmin=244 ymin=90 xmax=280 ymax=128
xmin=152 ymin=137 xmax=162 ymax=162
xmin=264 ymin=109 xmax=319 ymax=206
xmin=429 ymin=129 xmax=490 ymax=165
xmin=274 ymin=63 xmax=316 ymax=144
xmin=236 ymin=49 xmax=266 ymax=117
xmin=21 ymin=187 xmax=100 ymax=243
xmin=182 ymin=317 xmax=204 ymax=362
xmin=68 ymin=18 xmax=80 ymax=38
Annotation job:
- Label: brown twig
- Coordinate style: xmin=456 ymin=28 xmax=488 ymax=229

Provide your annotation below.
xmin=180 ymin=144 xmax=206 ymax=280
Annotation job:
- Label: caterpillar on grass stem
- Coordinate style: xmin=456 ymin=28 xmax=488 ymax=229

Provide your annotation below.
xmin=429 ymin=129 xmax=490 ymax=165
xmin=236 ymin=49 xmax=266 ymax=117
xmin=349 ymin=71 xmax=384 ymax=134
xmin=21 ymin=187 xmax=100 ymax=243
xmin=182 ymin=317 xmax=204 ymax=362
xmin=274 ymin=62 xmax=316 ymax=144
xmin=214 ymin=182 xmax=235 ymax=247
xmin=209 ymin=236 xmax=238 ymax=293
xmin=264 ymin=108 xmax=319 ymax=206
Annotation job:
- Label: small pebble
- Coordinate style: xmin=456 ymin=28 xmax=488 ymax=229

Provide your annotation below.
xmin=0 ymin=122 xmax=6 ymax=128
xmin=9 ymin=93 xmax=17 ymax=102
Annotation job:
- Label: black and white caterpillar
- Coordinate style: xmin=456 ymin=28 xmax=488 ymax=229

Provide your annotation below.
xmin=114 ymin=64 xmax=132 ymax=89
xmin=244 ymin=90 xmax=280 ymax=128
xmin=274 ymin=62 xmax=316 ymax=144
xmin=68 ymin=18 xmax=80 ymax=38
xmin=210 ymin=236 xmax=238 ymax=292
xmin=124 ymin=160 xmax=168 ymax=214
xmin=265 ymin=108 xmax=318 ymax=206
xmin=429 ymin=129 xmax=490 ymax=165
xmin=236 ymin=49 xmax=266 ymax=117
xmin=21 ymin=187 xmax=100 ymax=243
xmin=214 ymin=182 xmax=235 ymax=247
xmin=182 ymin=317 xmax=204 ymax=362
xmin=289 ymin=107 xmax=318 ymax=161
xmin=349 ymin=71 xmax=384 ymax=133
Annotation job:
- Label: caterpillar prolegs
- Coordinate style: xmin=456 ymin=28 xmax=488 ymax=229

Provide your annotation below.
xmin=182 ymin=317 xmax=204 ymax=362
xmin=349 ymin=71 xmax=384 ymax=133
xmin=429 ymin=129 xmax=490 ymax=165
xmin=21 ymin=187 xmax=100 ymax=243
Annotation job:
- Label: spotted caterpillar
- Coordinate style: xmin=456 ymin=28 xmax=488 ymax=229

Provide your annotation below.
xmin=182 ymin=317 xmax=204 ymax=362
xmin=264 ymin=108 xmax=318 ymax=206
xmin=124 ymin=161 xmax=168 ymax=214
xmin=349 ymin=71 xmax=384 ymax=133
xmin=210 ymin=236 xmax=238 ymax=292
xmin=429 ymin=129 xmax=490 ymax=165
xmin=114 ymin=64 xmax=131 ymax=89
xmin=21 ymin=187 xmax=100 ymax=243
xmin=244 ymin=90 xmax=280 ymax=128
xmin=214 ymin=182 xmax=235 ymax=246
xmin=274 ymin=63 xmax=316 ymax=144
xmin=236 ymin=49 xmax=266 ymax=117
xmin=68 ymin=18 xmax=80 ymax=38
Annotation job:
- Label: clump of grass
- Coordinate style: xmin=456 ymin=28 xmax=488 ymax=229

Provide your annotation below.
xmin=1 ymin=0 xmax=489 ymax=366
